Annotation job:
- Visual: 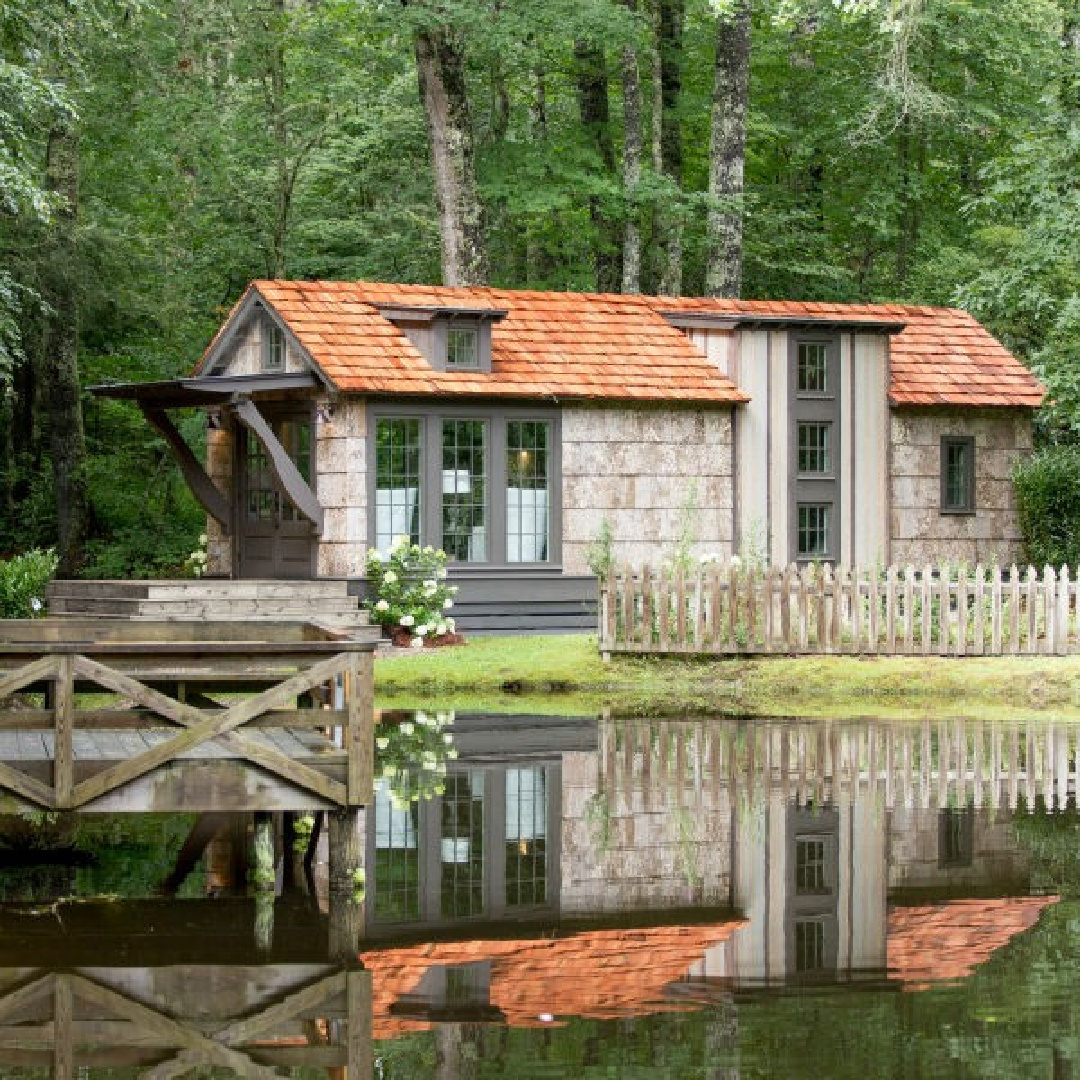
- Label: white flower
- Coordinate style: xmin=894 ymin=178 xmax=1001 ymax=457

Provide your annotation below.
xmin=393 ymin=534 xmax=410 ymax=549
xmin=383 ymin=570 xmax=398 ymax=585
xmin=443 ymin=733 xmax=454 ymax=744
xmin=447 ymin=748 xmax=459 ymax=759
xmin=198 ymin=533 xmax=208 ymax=545
xmin=437 ymin=568 xmax=448 ymax=579
xmin=411 ymin=636 xmax=424 ymax=648
xmin=699 ymin=553 xmax=715 ymax=565
xmin=29 ymin=597 xmax=42 ymax=612
xmin=366 ymin=547 xmax=385 ymax=563
xmin=436 ymin=622 xmax=447 ymax=636
xmin=399 ymin=722 xmax=414 ymax=735
xmin=376 ymin=737 xmax=389 ymax=749
xmin=446 ymin=618 xmax=456 ymax=631
xmin=374 ymin=599 xmax=390 ymax=613
xmin=443 ymin=598 xmax=454 ymax=609
xmin=730 ymin=554 xmax=742 ymax=567
xmin=399 ymin=614 xmax=414 ymax=627
xmin=415 ymin=623 xmax=430 ymax=637
xmin=423 ymin=545 xmax=434 ymax=554
xmin=424 ymin=579 xmax=438 ymax=593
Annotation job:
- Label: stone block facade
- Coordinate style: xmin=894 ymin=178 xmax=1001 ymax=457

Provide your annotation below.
xmin=561 ymin=404 xmax=734 ymax=575
xmin=205 ymin=421 xmax=233 ymax=576
xmin=889 ymin=408 xmax=1033 ymax=567
xmin=315 ymin=397 xmax=367 ymax=577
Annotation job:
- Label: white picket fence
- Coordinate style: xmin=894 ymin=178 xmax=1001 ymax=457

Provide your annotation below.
xmin=599 ymin=563 xmax=1080 ymax=657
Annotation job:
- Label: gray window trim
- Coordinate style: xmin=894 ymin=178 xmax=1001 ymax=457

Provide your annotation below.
xmin=433 ymin=317 xmax=493 ymax=374
xmin=262 ymin=321 xmax=285 ymax=373
xmin=368 ymin=401 xmax=562 ymax=568
xmin=940 ymin=435 xmax=976 ymax=515
xmin=789 ymin=334 xmax=841 ymax=562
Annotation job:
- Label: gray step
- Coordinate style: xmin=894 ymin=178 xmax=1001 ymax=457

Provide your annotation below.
xmin=50 ymin=579 xmax=351 ymax=601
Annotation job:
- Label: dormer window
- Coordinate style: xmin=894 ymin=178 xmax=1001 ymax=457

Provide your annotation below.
xmin=446 ymin=325 xmax=480 ymax=369
xmin=264 ymin=323 xmax=285 ymax=373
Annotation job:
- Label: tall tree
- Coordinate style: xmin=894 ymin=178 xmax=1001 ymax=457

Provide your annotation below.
xmin=704 ymin=0 xmax=751 ymax=298
xmin=413 ymin=14 xmax=489 ymax=286
xmin=620 ymin=0 xmax=645 ymax=293
xmin=657 ymin=0 xmax=683 ymax=295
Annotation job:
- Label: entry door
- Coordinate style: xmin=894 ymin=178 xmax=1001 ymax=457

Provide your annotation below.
xmin=237 ymin=408 xmax=317 ymax=579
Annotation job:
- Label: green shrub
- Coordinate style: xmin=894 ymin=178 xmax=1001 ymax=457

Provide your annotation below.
xmin=0 ymin=548 xmax=59 ymax=618
xmin=1013 ymin=446 xmax=1080 ymax=567
xmin=364 ymin=536 xmax=458 ymax=644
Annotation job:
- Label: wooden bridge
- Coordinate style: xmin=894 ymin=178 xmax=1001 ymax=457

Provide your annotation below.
xmin=0 ymin=618 xmax=377 ymax=814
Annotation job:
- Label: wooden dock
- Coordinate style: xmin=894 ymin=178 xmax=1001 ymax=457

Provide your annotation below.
xmin=0 ymin=618 xmax=378 ymax=813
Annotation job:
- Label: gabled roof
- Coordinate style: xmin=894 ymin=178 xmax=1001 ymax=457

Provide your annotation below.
xmin=199 ymin=280 xmax=1044 ymax=409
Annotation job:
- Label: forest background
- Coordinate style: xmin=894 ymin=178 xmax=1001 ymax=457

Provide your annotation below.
xmin=2 ymin=0 xmax=1078 ymax=576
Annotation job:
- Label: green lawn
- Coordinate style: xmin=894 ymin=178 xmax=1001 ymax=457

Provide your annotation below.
xmin=375 ymin=634 xmax=1080 ymax=718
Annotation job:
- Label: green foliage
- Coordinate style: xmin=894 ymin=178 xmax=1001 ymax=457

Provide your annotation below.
xmin=375 ymin=710 xmax=456 ymax=805
xmin=0 ymin=548 xmax=58 ymax=618
xmin=364 ymin=536 xmax=458 ymax=643
xmin=586 ymin=516 xmax=615 ymax=579
xmin=1012 ymin=446 xmax=1080 ymax=567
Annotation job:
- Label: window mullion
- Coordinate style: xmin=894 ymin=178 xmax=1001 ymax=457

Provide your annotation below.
xmin=491 ymin=416 xmax=507 ymax=565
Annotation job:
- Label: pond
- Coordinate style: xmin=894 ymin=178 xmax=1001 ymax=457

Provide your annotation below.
xmin=0 ymin=712 xmax=1077 ymax=1077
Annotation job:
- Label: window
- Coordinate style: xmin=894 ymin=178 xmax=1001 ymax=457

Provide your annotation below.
xmin=375 ymin=419 xmax=423 ymax=549
xmin=441 ymin=771 xmax=485 ymax=918
xmin=797 ymin=342 xmax=828 ymax=393
xmin=794 ymin=919 xmax=825 ymax=972
xmin=442 ymin=420 xmax=487 ymax=562
xmin=797 ymin=423 xmax=830 ymax=474
xmin=264 ymin=323 xmax=285 ymax=373
xmin=797 ymin=503 xmax=830 ymax=558
xmin=938 ymin=807 xmax=974 ymax=868
xmin=795 ymin=837 xmax=827 ymax=894
xmin=373 ymin=775 xmax=421 ymax=922
xmin=446 ymin=326 xmax=480 ymax=369
xmin=505 ymin=767 xmax=548 ymax=907
xmin=941 ymin=436 xmax=975 ymax=513
xmin=507 ymin=421 xmax=550 ymax=562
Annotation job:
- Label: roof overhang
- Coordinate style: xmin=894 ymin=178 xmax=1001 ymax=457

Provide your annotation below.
xmin=659 ymin=311 xmax=907 ymax=333
xmin=89 ymin=372 xmax=320 ymax=408
xmin=374 ymin=303 xmax=509 ymax=325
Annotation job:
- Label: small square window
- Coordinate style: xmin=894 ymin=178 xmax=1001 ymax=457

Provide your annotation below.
xmin=797 ymin=422 xmax=830 ymax=474
xmin=797 ymin=342 xmax=828 ymax=393
xmin=941 ymin=436 xmax=975 ymax=513
xmin=264 ymin=324 xmax=285 ymax=373
xmin=797 ymin=503 xmax=830 ymax=558
xmin=446 ymin=326 xmax=480 ymax=369
xmin=795 ymin=836 xmax=828 ymax=894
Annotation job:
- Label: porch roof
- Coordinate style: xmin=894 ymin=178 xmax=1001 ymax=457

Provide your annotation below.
xmin=197 ymin=280 xmax=1045 ymax=410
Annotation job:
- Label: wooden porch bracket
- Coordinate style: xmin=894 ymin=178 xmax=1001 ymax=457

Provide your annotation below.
xmin=232 ymin=397 xmax=324 ymax=532
xmin=141 ymin=405 xmax=230 ymax=528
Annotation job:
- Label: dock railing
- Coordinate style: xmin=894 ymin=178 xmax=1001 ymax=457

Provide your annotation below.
xmin=599 ymin=562 xmax=1080 ymax=658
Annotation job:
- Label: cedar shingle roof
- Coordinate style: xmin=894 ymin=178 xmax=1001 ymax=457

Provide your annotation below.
xmin=204 ymin=280 xmax=1044 ymax=409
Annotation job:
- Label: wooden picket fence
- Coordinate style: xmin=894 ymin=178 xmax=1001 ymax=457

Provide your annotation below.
xmin=599 ymin=563 xmax=1080 ymax=658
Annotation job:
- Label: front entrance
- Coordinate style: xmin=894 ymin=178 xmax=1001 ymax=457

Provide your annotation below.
xmin=237 ymin=407 xmax=317 ymax=578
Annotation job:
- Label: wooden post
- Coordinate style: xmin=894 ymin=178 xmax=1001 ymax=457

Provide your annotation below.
xmin=658 ymin=566 xmax=671 ymax=652
xmin=254 ymin=889 xmax=275 ymax=954
xmin=992 ymin=564 xmax=1003 ymax=654
xmin=885 ymin=565 xmax=897 ymax=654
xmin=957 ymin=566 xmax=969 ymax=657
xmin=252 ymin=811 xmax=276 ymax=892
xmin=1009 ymin=565 xmax=1021 ymax=654
xmin=54 ymin=654 xmax=75 ymax=809
xmin=937 ymin=564 xmax=950 ymax=657
xmin=920 ymin=563 xmax=932 ymax=654
xmin=1059 ymin=566 xmax=1071 ymax=655
xmin=675 ymin=567 xmax=687 ymax=648
xmin=1026 ymin=565 xmax=1038 ymax=654
xmin=347 ymin=968 xmax=374 ymax=1079
xmin=973 ymin=564 xmax=986 ymax=656
xmin=641 ymin=566 xmax=654 ymax=649
xmin=53 ymin=975 xmax=74 ymax=1080
xmin=347 ymin=652 xmax=374 ymax=807
xmin=903 ymin=565 xmax=915 ymax=654
xmin=869 ymin=564 xmax=880 ymax=652
xmin=328 ymin=807 xmax=366 ymax=963
xmin=1044 ymin=564 xmax=1057 ymax=655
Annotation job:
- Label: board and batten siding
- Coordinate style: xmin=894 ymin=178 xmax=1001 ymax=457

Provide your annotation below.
xmin=561 ymin=403 xmax=734 ymax=576
xmin=216 ymin=314 xmax=309 ymax=376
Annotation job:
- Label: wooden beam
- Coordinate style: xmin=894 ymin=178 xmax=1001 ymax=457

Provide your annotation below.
xmin=232 ymin=398 xmax=324 ymax=531
xmin=0 ymin=656 xmax=59 ymax=699
xmin=140 ymin=405 xmax=230 ymax=527
xmin=53 ymin=655 xmax=74 ymax=809
xmin=53 ymin=976 xmax=74 ymax=1080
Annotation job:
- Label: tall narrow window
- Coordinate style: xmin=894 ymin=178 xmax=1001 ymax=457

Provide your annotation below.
xmin=264 ymin=324 xmax=285 ymax=373
xmin=441 ymin=771 xmax=485 ymax=918
xmin=373 ymin=775 xmax=421 ymax=922
xmin=442 ymin=420 xmax=486 ymax=561
xmin=797 ymin=504 xmax=830 ymax=558
xmin=446 ymin=326 xmax=480 ymax=369
xmin=797 ymin=422 xmax=830 ymax=474
xmin=795 ymin=919 xmax=826 ymax=972
xmin=941 ymin=436 xmax=975 ymax=513
xmin=505 ymin=767 xmax=548 ymax=907
xmin=507 ymin=421 xmax=550 ymax=562
xmin=375 ymin=419 xmax=422 ymax=549
xmin=795 ymin=837 xmax=827 ymax=894
xmin=796 ymin=342 xmax=828 ymax=393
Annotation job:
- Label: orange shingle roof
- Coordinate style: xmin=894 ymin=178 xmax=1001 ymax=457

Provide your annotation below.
xmin=202 ymin=281 xmax=1044 ymax=409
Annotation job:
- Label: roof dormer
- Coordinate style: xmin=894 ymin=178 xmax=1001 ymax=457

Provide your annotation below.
xmin=376 ymin=304 xmax=508 ymax=374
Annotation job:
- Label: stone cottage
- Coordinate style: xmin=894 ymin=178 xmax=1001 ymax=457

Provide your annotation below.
xmin=94 ymin=280 xmax=1044 ymax=630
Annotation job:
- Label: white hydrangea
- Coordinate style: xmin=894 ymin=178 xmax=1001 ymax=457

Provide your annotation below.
xmin=399 ymin=722 xmax=414 ymax=735
xmin=393 ymin=534 xmax=410 ymax=549
xmin=399 ymin=613 xmax=414 ymax=627
xmin=730 ymin=554 xmax=742 ymax=567
xmin=411 ymin=636 xmax=424 ymax=648
xmin=198 ymin=533 xmax=208 ymax=545
xmin=436 ymin=622 xmax=447 ymax=636
xmin=415 ymin=624 xmax=430 ymax=637
xmin=443 ymin=598 xmax=454 ymax=609
xmin=383 ymin=569 xmax=398 ymax=585
xmin=437 ymin=567 xmax=448 ymax=579
xmin=376 ymin=737 xmax=389 ymax=749
xmin=374 ymin=598 xmax=390 ymax=613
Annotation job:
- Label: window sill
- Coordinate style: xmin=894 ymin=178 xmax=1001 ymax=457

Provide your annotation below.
xmin=939 ymin=508 xmax=976 ymax=517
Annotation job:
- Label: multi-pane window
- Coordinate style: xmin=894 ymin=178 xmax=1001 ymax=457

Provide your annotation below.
xmin=797 ymin=422 xmax=830 ymax=474
xmin=795 ymin=919 xmax=825 ymax=972
xmin=941 ymin=436 xmax=975 ymax=513
xmin=797 ymin=342 xmax=828 ymax=393
xmin=795 ymin=837 xmax=827 ymax=894
xmin=276 ymin=418 xmax=311 ymax=523
xmin=446 ymin=326 xmax=480 ymax=369
xmin=264 ymin=324 xmax=285 ymax=373
xmin=375 ymin=419 xmax=422 ymax=549
xmin=507 ymin=421 xmax=550 ymax=562
xmin=373 ymin=775 xmax=421 ymax=922
xmin=442 ymin=420 xmax=487 ymax=562
xmin=441 ymin=771 xmax=486 ymax=918
xmin=505 ymin=767 xmax=547 ymax=907
xmin=797 ymin=503 xmax=830 ymax=558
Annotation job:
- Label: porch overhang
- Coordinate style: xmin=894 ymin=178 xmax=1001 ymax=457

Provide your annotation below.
xmin=89 ymin=373 xmax=325 ymax=535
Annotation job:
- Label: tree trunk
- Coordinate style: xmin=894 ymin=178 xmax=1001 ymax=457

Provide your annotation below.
xmin=1063 ymin=2 xmax=1080 ymax=112
xmin=574 ymin=40 xmax=621 ymax=292
xmin=269 ymin=0 xmax=289 ymax=278
xmin=621 ymin=0 xmax=644 ymax=293
xmin=43 ymin=120 xmax=87 ymax=575
xmin=657 ymin=0 xmax=683 ymax=296
xmin=704 ymin=0 xmax=751 ymax=299
xmin=526 ymin=67 xmax=552 ymax=285
xmin=414 ymin=22 xmax=489 ymax=286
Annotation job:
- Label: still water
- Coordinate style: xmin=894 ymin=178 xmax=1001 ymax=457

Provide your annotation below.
xmin=0 ymin=712 xmax=1077 ymax=1077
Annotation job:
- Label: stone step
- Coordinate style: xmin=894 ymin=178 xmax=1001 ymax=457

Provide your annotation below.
xmin=49 ymin=596 xmax=367 ymax=621
xmin=49 ymin=579 xmax=351 ymax=602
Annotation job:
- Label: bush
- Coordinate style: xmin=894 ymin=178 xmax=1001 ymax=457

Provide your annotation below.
xmin=1013 ymin=446 xmax=1080 ymax=567
xmin=364 ymin=536 xmax=458 ymax=645
xmin=0 ymin=548 xmax=59 ymax=618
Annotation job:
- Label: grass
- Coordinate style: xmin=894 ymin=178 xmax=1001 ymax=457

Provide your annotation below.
xmin=376 ymin=634 xmax=1080 ymax=719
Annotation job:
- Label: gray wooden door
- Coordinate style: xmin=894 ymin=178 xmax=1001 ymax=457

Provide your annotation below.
xmin=237 ymin=409 xmax=317 ymax=579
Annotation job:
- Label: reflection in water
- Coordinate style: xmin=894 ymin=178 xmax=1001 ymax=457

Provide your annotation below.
xmin=0 ymin=712 xmax=1076 ymax=1076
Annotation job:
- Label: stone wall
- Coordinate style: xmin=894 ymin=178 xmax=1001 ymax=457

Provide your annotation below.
xmin=890 ymin=408 xmax=1033 ymax=566
xmin=316 ymin=396 xmax=367 ymax=577
xmin=559 ymin=750 xmax=732 ymax=914
xmin=561 ymin=404 xmax=734 ymax=575
xmin=205 ymin=419 xmax=233 ymax=576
